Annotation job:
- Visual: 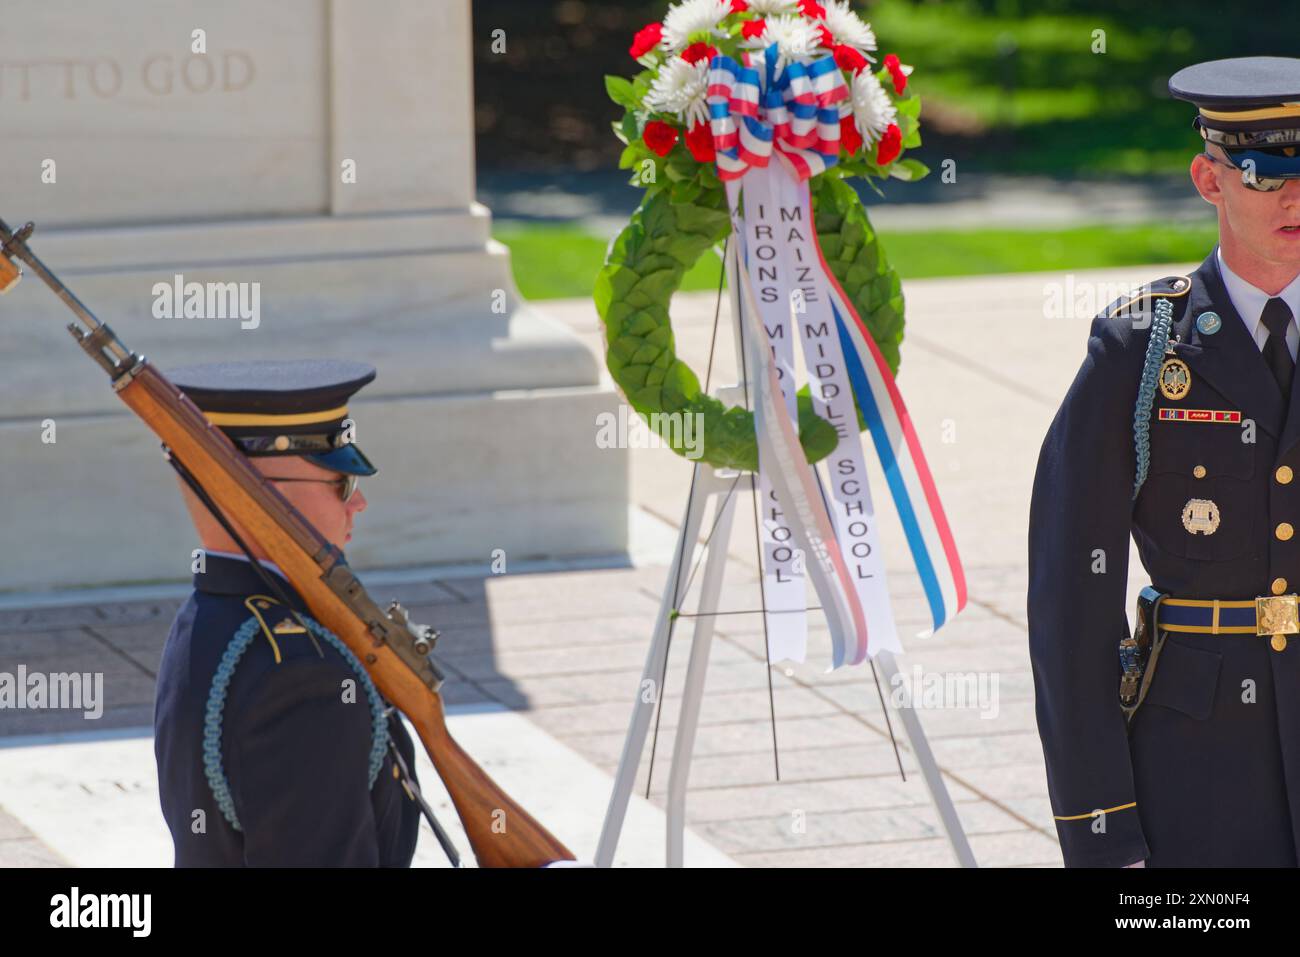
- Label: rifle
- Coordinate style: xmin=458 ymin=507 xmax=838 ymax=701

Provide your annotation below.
xmin=0 ymin=218 xmax=574 ymax=868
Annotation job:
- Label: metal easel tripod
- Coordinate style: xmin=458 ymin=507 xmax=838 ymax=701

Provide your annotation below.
xmin=593 ymin=238 xmax=976 ymax=869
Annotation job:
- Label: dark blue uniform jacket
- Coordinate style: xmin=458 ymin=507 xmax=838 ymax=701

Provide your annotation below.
xmin=154 ymin=554 xmax=422 ymax=866
xmin=1029 ymin=248 xmax=1300 ymax=867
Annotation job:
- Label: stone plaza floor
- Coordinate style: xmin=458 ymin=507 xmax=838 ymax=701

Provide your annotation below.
xmin=0 ymin=261 xmax=1193 ymax=867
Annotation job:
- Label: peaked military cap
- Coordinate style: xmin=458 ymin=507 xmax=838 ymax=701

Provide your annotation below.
xmin=1170 ymin=56 xmax=1300 ymax=176
xmin=168 ymin=359 xmax=377 ymax=476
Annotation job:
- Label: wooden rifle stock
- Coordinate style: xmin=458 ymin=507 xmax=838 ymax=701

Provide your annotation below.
xmin=0 ymin=219 xmax=574 ymax=868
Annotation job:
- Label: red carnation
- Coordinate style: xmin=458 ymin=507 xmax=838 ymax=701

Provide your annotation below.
xmin=876 ymin=123 xmax=902 ymax=165
xmin=630 ymin=22 xmax=662 ymax=60
xmin=839 ymin=115 xmax=862 ymax=155
xmin=799 ymin=0 xmax=827 ymax=17
xmin=685 ymin=121 xmax=716 ymax=163
xmin=883 ymin=53 xmax=908 ymax=94
xmin=681 ymin=42 xmax=718 ymax=65
xmin=817 ymin=24 xmax=834 ymax=48
xmin=833 ymin=44 xmax=868 ymax=73
xmin=644 ymin=120 xmax=679 ymax=157
xmin=741 ymin=18 xmax=766 ymax=40
xmin=730 ymin=0 xmax=749 ymax=11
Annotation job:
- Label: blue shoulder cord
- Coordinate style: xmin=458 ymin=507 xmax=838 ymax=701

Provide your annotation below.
xmin=164 ymin=453 xmax=389 ymax=831
xmin=1132 ymin=296 xmax=1176 ymax=501
xmin=203 ymin=613 xmax=391 ymax=832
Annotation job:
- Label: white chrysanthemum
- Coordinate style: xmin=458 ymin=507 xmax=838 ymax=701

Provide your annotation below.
xmin=744 ymin=0 xmax=798 ymax=13
xmin=645 ymin=57 xmax=712 ymax=128
xmin=850 ymin=68 xmax=897 ymax=145
xmin=660 ymin=0 xmax=731 ymax=54
xmin=741 ymin=13 xmax=823 ymax=69
xmin=822 ymin=0 xmax=877 ymax=54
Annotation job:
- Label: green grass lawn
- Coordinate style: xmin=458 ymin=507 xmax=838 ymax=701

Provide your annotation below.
xmin=494 ymin=220 xmax=1220 ymax=301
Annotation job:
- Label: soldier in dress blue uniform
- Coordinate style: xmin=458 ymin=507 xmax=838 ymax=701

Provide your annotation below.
xmin=153 ymin=360 xmax=424 ymax=866
xmin=1029 ymin=57 xmax=1300 ymax=867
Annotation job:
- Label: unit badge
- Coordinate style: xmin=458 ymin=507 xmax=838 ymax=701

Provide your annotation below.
xmin=1159 ymin=357 xmax=1192 ymax=400
xmin=1182 ymin=497 xmax=1220 ymax=535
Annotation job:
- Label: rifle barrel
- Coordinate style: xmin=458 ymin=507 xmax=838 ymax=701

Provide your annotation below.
xmin=0 ymin=219 xmax=103 ymax=333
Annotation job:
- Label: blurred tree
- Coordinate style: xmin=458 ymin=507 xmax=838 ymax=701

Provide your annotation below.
xmin=473 ymin=0 xmax=663 ymax=171
xmin=471 ymin=0 xmax=1300 ymax=177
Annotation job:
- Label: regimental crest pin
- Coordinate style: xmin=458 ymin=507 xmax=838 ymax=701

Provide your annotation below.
xmin=1182 ymin=497 xmax=1220 ymax=536
xmin=1159 ymin=357 xmax=1192 ymax=400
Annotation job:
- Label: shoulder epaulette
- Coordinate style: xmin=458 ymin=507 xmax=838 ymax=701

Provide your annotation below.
xmin=242 ymin=594 xmax=311 ymax=665
xmin=1106 ymin=275 xmax=1192 ymax=320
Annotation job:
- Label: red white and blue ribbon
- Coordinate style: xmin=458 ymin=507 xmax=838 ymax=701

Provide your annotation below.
xmin=713 ymin=47 xmax=966 ymax=665
xmin=813 ymin=186 xmax=968 ymax=639
xmin=708 ymin=43 xmax=849 ymax=182
xmin=766 ymin=162 xmax=903 ymax=658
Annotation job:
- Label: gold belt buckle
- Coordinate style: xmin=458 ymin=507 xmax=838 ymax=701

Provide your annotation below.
xmin=1256 ymin=594 xmax=1300 ymax=637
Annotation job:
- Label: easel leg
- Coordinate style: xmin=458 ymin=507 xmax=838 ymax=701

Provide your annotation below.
xmin=665 ymin=481 xmax=739 ymax=867
xmin=595 ymin=463 xmax=716 ymax=867
xmin=874 ymin=649 xmax=977 ymax=867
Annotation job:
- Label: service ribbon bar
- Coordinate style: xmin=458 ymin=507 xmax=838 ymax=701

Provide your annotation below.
xmin=1158 ymin=408 xmax=1243 ymax=423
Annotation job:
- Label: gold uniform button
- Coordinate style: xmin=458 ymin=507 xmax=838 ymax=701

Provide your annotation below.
xmin=1193 ymin=465 xmax=1207 ymax=478
xmin=1274 ymin=577 xmax=1290 ymax=595
xmin=1279 ymin=523 xmax=1295 ymax=542
xmin=1273 ymin=635 xmax=1289 ymax=653
xmin=1279 ymin=466 xmax=1295 ymax=484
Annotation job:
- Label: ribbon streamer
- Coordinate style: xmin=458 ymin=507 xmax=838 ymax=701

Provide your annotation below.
xmin=731 ymin=179 xmax=810 ymax=662
xmin=709 ymin=45 xmax=967 ymax=664
xmin=814 ymin=209 xmax=968 ymax=634
xmin=767 ymin=160 xmax=903 ymax=657
xmin=728 ymin=176 xmax=868 ymax=668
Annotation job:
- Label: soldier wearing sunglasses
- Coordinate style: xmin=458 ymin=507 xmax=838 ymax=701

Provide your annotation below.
xmin=1029 ymin=57 xmax=1300 ymax=867
xmin=152 ymin=360 xmax=425 ymax=866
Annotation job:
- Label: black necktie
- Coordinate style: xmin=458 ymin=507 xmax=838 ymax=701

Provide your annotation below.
xmin=1262 ymin=297 xmax=1295 ymax=405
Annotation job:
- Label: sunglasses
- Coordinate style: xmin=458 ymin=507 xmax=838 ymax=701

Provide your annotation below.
xmin=264 ymin=473 xmax=360 ymax=503
xmin=1204 ymin=151 xmax=1289 ymax=192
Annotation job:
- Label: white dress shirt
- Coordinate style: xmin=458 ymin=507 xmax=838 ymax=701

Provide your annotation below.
xmin=1217 ymin=247 xmax=1300 ymax=362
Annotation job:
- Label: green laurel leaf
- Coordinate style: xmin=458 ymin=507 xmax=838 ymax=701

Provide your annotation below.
xmin=594 ymin=176 xmax=906 ymax=471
